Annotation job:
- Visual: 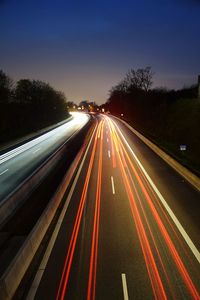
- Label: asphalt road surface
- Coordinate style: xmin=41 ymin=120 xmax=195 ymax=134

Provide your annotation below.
xmin=28 ymin=114 xmax=200 ymax=300
xmin=0 ymin=112 xmax=90 ymax=202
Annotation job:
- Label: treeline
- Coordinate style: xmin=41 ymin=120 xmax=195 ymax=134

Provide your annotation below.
xmin=0 ymin=70 xmax=69 ymax=145
xmin=105 ymin=67 xmax=200 ymax=173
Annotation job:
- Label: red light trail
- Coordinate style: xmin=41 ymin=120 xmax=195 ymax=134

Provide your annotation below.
xmin=107 ymin=117 xmax=200 ymax=300
xmin=55 ymin=116 xmax=199 ymax=300
xmin=56 ymin=122 xmax=102 ymax=300
xmin=87 ymin=120 xmax=104 ymax=300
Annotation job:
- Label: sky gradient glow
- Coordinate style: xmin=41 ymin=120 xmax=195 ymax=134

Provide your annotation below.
xmin=0 ymin=0 xmax=200 ymax=104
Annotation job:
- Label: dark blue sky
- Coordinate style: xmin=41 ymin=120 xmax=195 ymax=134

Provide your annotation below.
xmin=1 ymin=0 xmax=200 ymax=104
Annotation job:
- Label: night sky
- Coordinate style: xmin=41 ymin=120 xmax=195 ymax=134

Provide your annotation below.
xmin=1 ymin=0 xmax=200 ymax=104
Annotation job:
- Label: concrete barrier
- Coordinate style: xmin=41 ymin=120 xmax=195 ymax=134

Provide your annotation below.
xmin=113 ymin=116 xmax=200 ymax=192
xmin=0 ymin=132 xmax=87 ymax=299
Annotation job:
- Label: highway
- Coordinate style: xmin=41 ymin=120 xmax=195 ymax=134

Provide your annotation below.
xmin=0 ymin=112 xmax=90 ymax=202
xmin=28 ymin=114 xmax=200 ymax=300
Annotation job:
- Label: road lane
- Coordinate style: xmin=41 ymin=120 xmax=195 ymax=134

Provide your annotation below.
xmin=111 ymin=116 xmax=200 ymax=252
xmin=106 ymin=116 xmax=200 ymax=299
xmin=0 ymin=112 xmax=90 ymax=201
xmin=29 ymin=114 xmax=200 ymax=300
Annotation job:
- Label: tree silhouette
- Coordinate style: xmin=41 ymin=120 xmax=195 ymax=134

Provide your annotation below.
xmin=0 ymin=69 xmax=13 ymax=103
xmin=125 ymin=67 xmax=154 ymax=92
xmin=0 ymin=69 xmax=69 ymax=145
